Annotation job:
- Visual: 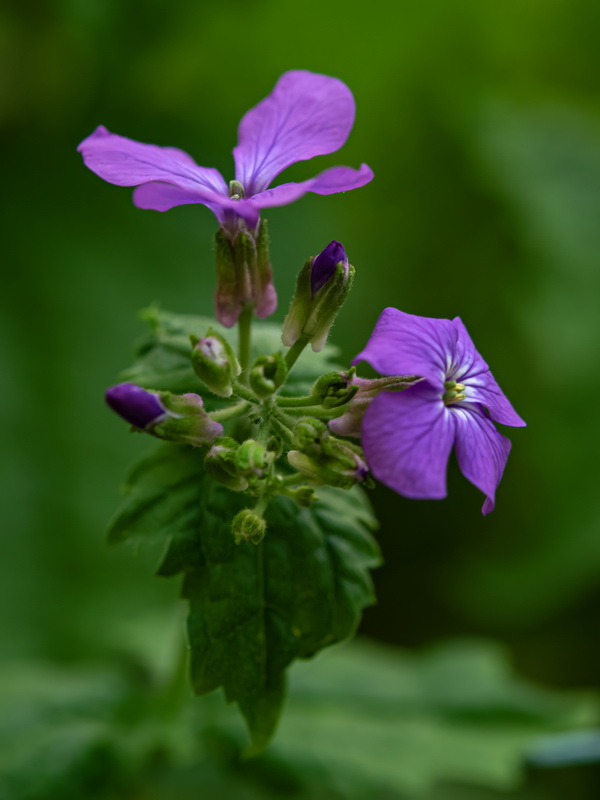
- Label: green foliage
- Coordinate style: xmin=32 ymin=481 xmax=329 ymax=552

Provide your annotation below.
xmin=0 ymin=639 xmax=595 ymax=800
xmin=108 ymin=437 xmax=380 ymax=749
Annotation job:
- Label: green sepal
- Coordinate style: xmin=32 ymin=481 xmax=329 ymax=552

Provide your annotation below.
xmin=190 ymin=327 xmax=240 ymax=398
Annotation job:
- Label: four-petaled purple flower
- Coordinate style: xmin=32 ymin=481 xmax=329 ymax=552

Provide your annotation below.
xmin=77 ymin=70 xmax=373 ymax=233
xmin=353 ymin=308 xmax=526 ymax=514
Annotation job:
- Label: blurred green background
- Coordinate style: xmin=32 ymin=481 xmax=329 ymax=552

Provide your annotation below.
xmin=2 ymin=0 xmax=600 ymax=797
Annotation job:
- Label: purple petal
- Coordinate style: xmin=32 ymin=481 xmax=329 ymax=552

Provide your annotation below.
xmin=251 ymin=164 xmax=373 ymax=209
xmin=234 ymin=70 xmax=357 ymax=195
xmin=453 ymin=406 xmax=512 ymax=514
xmin=106 ymin=383 xmax=166 ymax=429
xmin=353 ymin=307 xmax=456 ymax=385
xmin=451 ymin=318 xmax=526 ymax=428
xmin=78 ymin=125 xmax=231 ymax=205
xmin=133 ymin=182 xmax=260 ymax=227
xmin=361 ymin=382 xmax=456 ymax=500
xmin=311 ymin=240 xmax=348 ymax=295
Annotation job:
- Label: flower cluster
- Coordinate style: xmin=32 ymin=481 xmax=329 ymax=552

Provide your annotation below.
xmin=81 ymin=69 xmax=525 ymax=526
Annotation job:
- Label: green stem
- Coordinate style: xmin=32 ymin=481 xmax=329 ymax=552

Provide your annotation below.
xmin=282 ymin=405 xmax=347 ymax=419
xmin=270 ymin=412 xmax=296 ymax=446
xmin=238 ymin=304 xmax=253 ymax=373
xmin=284 ymin=336 xmax=311 ymax=373
xmin=276 ymin=394 xmax=319 ymax=408
xmin=210 ymin=401 xmax=251 ymax=422
xmin=232 ymin=380 xmax=257 ymax=403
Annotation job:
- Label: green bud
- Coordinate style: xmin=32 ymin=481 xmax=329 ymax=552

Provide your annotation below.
xmin=234 ymin=439 xmax=270 ymax=479
xmin=190 ymin=328 xmax=240 ymax=398
xmin=312 ymin=368 xmax=359 ymax=409
xmin=282 ymin=243 xmax=354 ymax=353
xmin=249 ymin=352 xmax=288 ymax=398
xmin=232 ymin=509 xmax=266 ymax=545
xmin=204 ymin=437 xmax=248 ymax=491
xmin=293 ymin=417 xmax=328 ymax=455
xmin=285 ymin=485 xmax=319 ymax=507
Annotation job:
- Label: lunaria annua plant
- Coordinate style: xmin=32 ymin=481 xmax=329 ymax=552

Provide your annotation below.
xmin=79 ymin=69 xmax=525 ymax=751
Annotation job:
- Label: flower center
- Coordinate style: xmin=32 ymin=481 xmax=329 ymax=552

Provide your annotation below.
xmin=443 ymin=380 xmax=466 ymax=405
xmin=229 ymin=180 xmax=245 ymax=200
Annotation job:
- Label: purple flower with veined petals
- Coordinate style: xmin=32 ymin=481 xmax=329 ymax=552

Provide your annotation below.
xmin=353 ymin=308 xmax=526 ymax=514
xmin=77 ymin=70 xmax=373 ymax=233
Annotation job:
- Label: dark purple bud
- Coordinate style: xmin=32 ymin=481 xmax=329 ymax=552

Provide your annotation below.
xmin=310 ymin=241 xmax=348 ymax=296
xmin=105 ymin=383 xmax=166 ymax=429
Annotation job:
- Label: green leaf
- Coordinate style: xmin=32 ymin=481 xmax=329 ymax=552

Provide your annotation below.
xmin=121 ymin=306 xmax=342 ymax=399
xmin=106 ymin=443 xmax=381 ymax=750
xmin=264 ymin=639 xmax=598 ymax=798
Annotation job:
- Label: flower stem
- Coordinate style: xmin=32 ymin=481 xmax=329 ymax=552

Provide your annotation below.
xmin=232 ymin=380 xmax=257 ymax=403
xmin=238 ymin=304 xmax=253 ymax=374
xmin=282 ymin=405 xmax=347 ymax=419
xmin=276 ymin=394 xmax=319 ymax=408
xmin=210 ymin=401 xmax=251 ymax=422
xmin=284 ymin=336 xmax=311 ymax=373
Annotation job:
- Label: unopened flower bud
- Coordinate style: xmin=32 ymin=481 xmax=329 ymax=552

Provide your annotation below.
xmin=204 ymin=437 xmax=248 ymax=491
xmin=234 ymin=439 xmax=270 ymax=479
xmin=287 ymin=446 xmax=368 ymax=490
xmin=285 ymin=485 xmax=318 ymax=507
xmin=293 ymin=417 xmax=329 ymax=455
xmin=214 ymin=220 xmax=276 ymax=327
xmin=232 ymin=509 xmax=266 ymax=545
xmin=329 ymin=375 xmax=419 ymax=437
xmin=106 ymin=383 xmax=222 ymax=447
xmin=106 ymin=383 xmax=167 ymax=430
xmin=190 ymin=328 xmax=240 ymax=398
xmin=282 ymin=241 xmax=354 ymax=353
xmin=312 ymin=368 xmax=360 ymax=409
xmin=249 ymin=353 xmax=287 ymax=398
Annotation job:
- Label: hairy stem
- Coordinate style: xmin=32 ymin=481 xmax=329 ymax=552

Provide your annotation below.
xmin=232 ymin=380 xmax=257 ymax=403
xmin=284 ymin=336 xmax=311 ymax=373
xmin=276 ymin=394 xmax=320 ymax=408
xmin=238 ymin=304 xmax=253 ymax=374
xmin=210 ymin=401 xmax=251 ymax=422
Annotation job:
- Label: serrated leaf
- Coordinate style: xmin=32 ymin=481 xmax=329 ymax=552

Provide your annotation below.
xmin=106 ymin=442 xmax=381 ymax=750
xmin=121 ymin=307 xmax=342 ymax=399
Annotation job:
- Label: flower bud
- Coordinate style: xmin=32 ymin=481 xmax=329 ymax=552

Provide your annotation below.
xmin=234 ymin=439 xmax=270 ymax=479
xmin=106 ymin=383 xmax=222 ymax=447
xmin=293 ymin=417 xmax=329 ymax=455
xmin=232 ymin=509 xmax=266 ymax=545
xmin=282 ymin=241 xmax=354 ymax=353
xmin=311 ymin=368 xmax=360 ymax=409
xmin=249 ymin=353 xmax=287 ymax=398
xmin=190 ymin=329 xmax=240 ymax=398
xmin=214 ymin=220 xmax=276 ymax=327
xmin=106 ymin=383 xmax=167 ymax=430
xmin=204 ymin=437 xmax=248 ymax=491
xmin=287 ymin=445 xmax=368 ymax=490
xmin=329 ymin=375 xmax=419 ymax=437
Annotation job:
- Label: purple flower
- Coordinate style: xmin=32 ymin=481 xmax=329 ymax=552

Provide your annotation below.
xmin=353 ymin=308 xmax=526 ymax=514
xmin=77 ymin=71 xmax=373 ymax=233
xmin=311 ymin=240 xmax=348 ymax=295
